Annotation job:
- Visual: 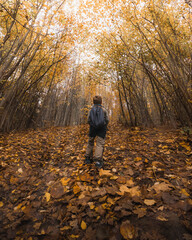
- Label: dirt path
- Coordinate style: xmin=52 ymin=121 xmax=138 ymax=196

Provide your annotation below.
xmin=0 ymin=124 xmax=192 ymax=240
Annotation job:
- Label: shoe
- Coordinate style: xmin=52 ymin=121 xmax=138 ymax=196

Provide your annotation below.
xmin=84 ymin=157 xmax=92 ymax=164
xmin=95 ymin=160 xmax=103 ymax=168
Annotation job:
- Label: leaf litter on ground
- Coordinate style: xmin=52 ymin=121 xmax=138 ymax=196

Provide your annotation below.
xmin=0 ymin=124 xmax=192 ymax=239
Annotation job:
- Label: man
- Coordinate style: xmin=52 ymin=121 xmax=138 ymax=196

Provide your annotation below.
xmin=85 ymin=96 xmax=109 ymax=168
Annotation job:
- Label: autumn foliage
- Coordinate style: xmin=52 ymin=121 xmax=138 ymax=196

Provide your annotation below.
xmin=0 ymin=0 xmax=191 ymax=131
xmin=0 ymin=1 xmax=192 ymax=239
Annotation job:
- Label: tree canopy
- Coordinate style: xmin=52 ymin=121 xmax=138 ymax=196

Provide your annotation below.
xmin=0 ymin=0 xmax=191 ymax=131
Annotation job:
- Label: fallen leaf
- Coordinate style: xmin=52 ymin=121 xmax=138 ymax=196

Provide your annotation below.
xmin=181 ymin=189 xmax=190 ymax=197
xmin=73 ymin=184 xmax=81 ymax=194
xmin=158 ymin=206 xmax=164 ymax=211
xmin=14 ymin=203 xmax=23 ymax=211
xmin=99 ymin=169 xmax=113 ymax=177
xmin=88 ymin=202 xmax=95 ymax=209
xmin=134 ymin=157 xmax=142 ymax=161
xmin=60 ymin=178 xmax=70 ymax=186
xmin=120 ymin=185 xmax=130 ymax=193
xmin=21 ymin=206 xmax=26 ymax=211
xmin=110 ymin=175 xmax=118 ymax=180
xmin=180 ymin=142 xmax=191 ymax=151
xmin=120 ymin=220 xmax=138 ymax=239
xmin=70 ymin=219 xmax=78 ymax=228
xmin=112 ymin=168 xmax=117 ymax=172
xmin=34 ymin=222 xmax=41 ymax=230
xmin=60 ymin=226 xmax=71 ymax=231
xmin=126 ymin=179 xmax=134 ymax=187
xmin=50 ymin=183 xmax=65 ymax=198
xmin=144 ymin=199 xmax=156 ymax=206
xmin=133 ymin=208 xmax=147 ymax=218
xmin=70 ymin=235 xmax=79 ymax=239
xmin=18 ymin=168 xmax=23 ymax=173
xmin=117 ymin=176 xmax=127 ymax=184
xmin=81 ymin=220 xmax=87 ymax=230
xmin=78 ymin=192 xmax=86 ymax=199
xmin=0 ymin=202 xmax=3 ymax=207
xmin=79 ymin=172 xmax=93 ymax=182
xmin=157 ymin=216 xmax=168 ymax=221
xmin=95 ymin=205 xmax=106 ymax=215
xmin=107 ymin=197 xmax=115 ymax=205
xmin=45 ymin=192 xmax=51 ymax=202
xmin=152 ymin=182 xmax=172 ymax=193
xmin=10 ymin=176 xmax=18 ymax=184
xmin=120 ymin=185 xmax=141 ymax=197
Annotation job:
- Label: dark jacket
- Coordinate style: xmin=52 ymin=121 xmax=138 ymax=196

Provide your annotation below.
xmin=87 ymin=104 xmax=109 ymax=139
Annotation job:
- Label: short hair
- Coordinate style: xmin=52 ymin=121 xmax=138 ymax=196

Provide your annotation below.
xmin=93 ymin=96 xmax=102 ymax=104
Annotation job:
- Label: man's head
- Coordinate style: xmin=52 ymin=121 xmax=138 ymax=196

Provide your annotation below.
xmin=93 ymin=95 xmax=102 ymax=104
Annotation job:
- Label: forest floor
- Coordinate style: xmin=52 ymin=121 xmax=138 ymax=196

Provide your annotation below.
xmin=0 ymin=124 xmax=192 ymax=240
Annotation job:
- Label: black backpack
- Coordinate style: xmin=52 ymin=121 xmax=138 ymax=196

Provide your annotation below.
xmin=89 ymin=105 xmax=106 ymax=129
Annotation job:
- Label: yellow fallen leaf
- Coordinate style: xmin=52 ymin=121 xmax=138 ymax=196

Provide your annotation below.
xmin=102 ymin=203 xmax=109 ymax=210
xmin=14 ymin=203 xmax=23 ymax=211
xmin=34 ymin=222 xmax=41 ymax=230
xmin=78 ymin=193 xmax=86 ymax=199
xmin=73 ymin=185 xmax=81 ymax=194
xmin=80 ymin=172 xmax=93 ymax=181
xmin=157 ymin=216 xmax=168 ymax=221
xmin=134 ymin=157 xmax=142 ymax=161
xmin=88 ymin=202 xmax=95 ymax=209
xmin=181 ymin=189 xmax=190 ymax=197
xmin=45 ymin=192 xmax=51 ymax=202
xmin=0 ymin=202 xmax=3 ymax=207
xmin=70 ymin=234 xmax=79 ymax=238
xmin=158 ymin=206 xmax=164 ymax=211
xmin=81 ymin=220 xmax=87 ymax=230
xmin=99 ymin=169 xmax=113 ymax=177
xmin=60 ymin=178 xmax=70 ymax=186
xmin=120 ymin=185 xmax=130 ymax=193
xmin=110 ymin=175 xmax=118 ymax=180
xmin=60 ymin=226 xmax=71 ymax=231
xmin=144 ymin=199 xmax=156 ymax=206
xmin=126 ymin=179 xmax=134 ymax=187
xmin=180 ymin=142 xmax=191 ymax=151
xmin=21 ymin=206 xmax=26 ymax=211
xmin=120 ymin=185 xmax=141 ymax=197
xmin=107 ymin=198 xmax=115 ymax=205
xmin=129 ymin=186 xmax=141 ymax=197
xmin=10 ymin=176 xmax=18 ymax=184
xmin=98 ymin=179 xmax=102 ymax=184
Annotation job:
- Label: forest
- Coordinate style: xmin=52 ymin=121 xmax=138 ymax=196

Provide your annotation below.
xmin=0 ymin=0 xmax=191 ymax=131
xmin=0 ymin=0 xmax=192 ymax=239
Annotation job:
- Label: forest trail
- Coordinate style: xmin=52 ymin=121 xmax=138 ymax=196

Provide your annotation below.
xmin=0 ymin=124 xmax=192 ymax=240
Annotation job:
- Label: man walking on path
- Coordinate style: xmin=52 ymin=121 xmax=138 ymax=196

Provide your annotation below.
xmin=85 ymin=96 xmax=109 ymax=168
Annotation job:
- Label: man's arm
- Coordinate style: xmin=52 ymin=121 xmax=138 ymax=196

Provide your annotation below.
xmin=104 ymin=108 xmax=109 ymax=125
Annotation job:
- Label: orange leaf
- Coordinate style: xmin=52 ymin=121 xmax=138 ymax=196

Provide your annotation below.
xmin=73 ymin=185 xmax=81 ymax=194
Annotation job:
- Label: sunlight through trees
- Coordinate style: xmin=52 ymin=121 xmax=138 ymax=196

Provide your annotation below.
xmin=0 ymin=0 xmax=191 ymax=131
